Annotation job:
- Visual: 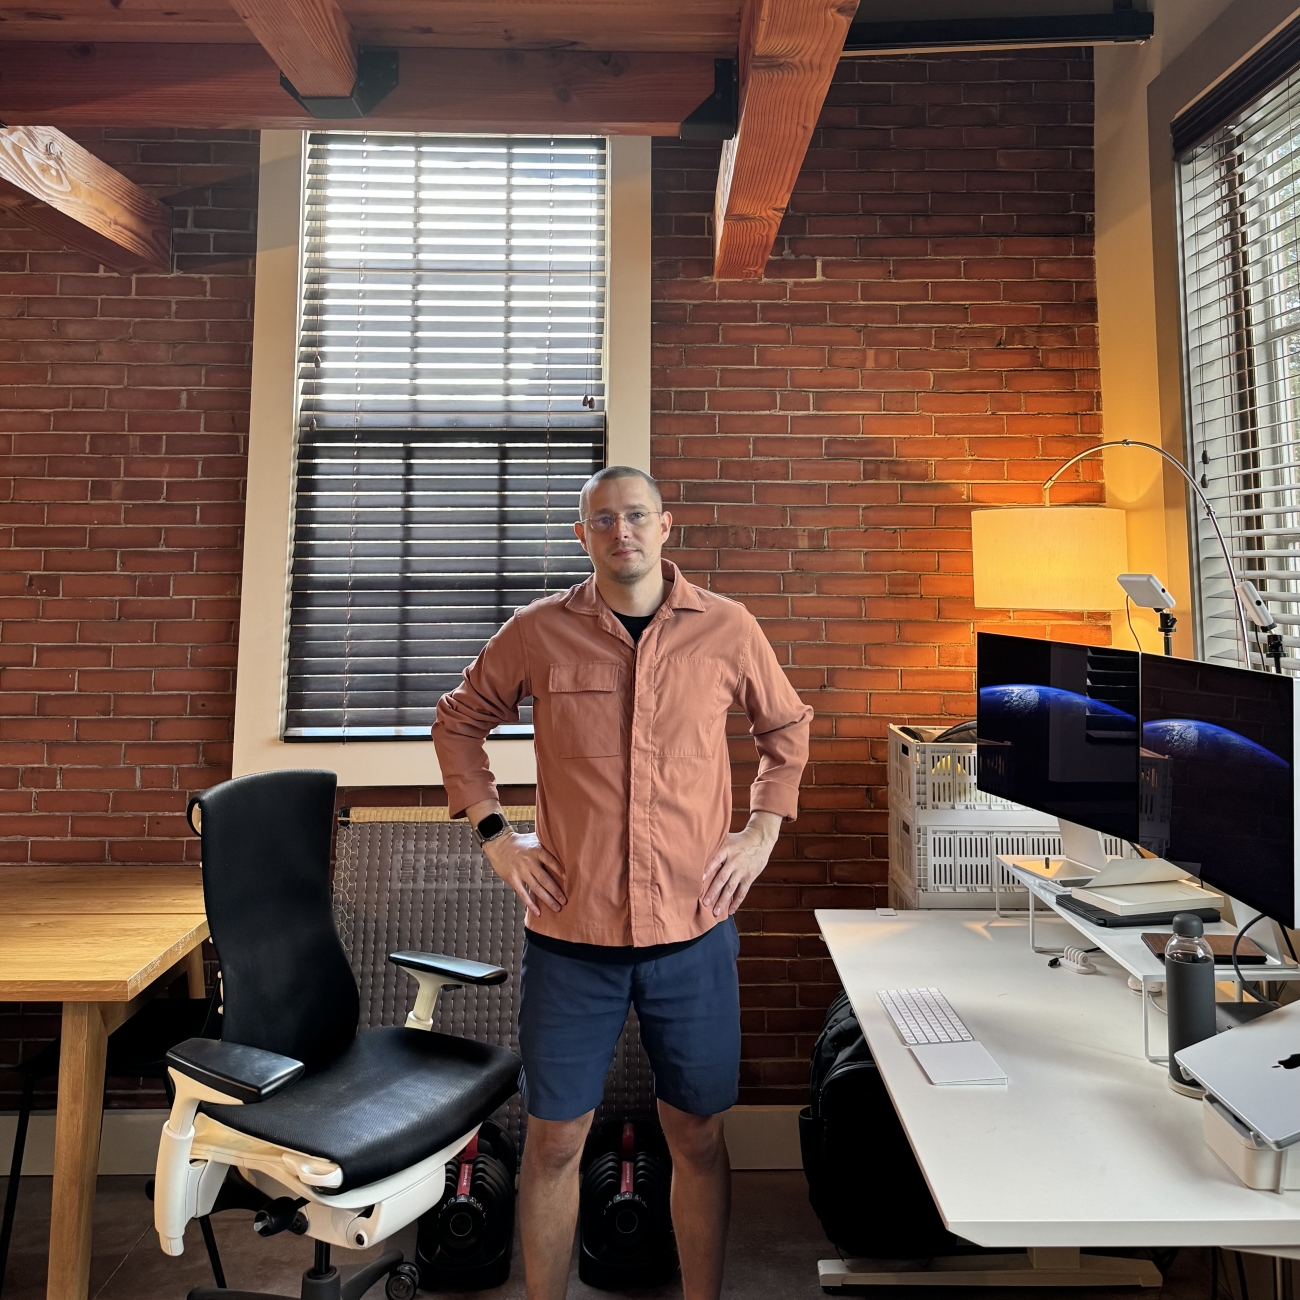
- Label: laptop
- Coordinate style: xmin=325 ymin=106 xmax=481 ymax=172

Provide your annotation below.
xmin=1175 ymin=1003 xmax=1300 ymax=1149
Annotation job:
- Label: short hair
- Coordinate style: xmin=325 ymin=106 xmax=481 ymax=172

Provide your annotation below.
xmin=579 ymin=466 xmax=663 ymax=517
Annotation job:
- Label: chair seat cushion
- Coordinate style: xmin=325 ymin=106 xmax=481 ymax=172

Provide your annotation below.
xmin=200 ymin=1027 xmax=520 ymax=1193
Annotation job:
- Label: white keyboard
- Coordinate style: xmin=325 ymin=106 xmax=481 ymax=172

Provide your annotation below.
xmin=878 ymin=987 xmax=973 ymax=1046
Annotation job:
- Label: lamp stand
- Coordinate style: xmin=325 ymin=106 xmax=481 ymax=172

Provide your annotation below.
xmin=1157 ymin=609 xmax=1177 ymax=657
xmin=1040 ymin=440 xmax=1254 ymax=670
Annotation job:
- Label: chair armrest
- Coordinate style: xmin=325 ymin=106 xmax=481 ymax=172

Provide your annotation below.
xmin=166 ymin=1037 xmax=303 ymax=1106
xmin=388 ymin=951 xmax=508 ymax=986
xmin=389 ymin=951 xmax=508 ymax=1031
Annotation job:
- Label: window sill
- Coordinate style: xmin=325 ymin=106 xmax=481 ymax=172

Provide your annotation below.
xmin=282 ymin=725 xmax=535 ymax=741
xmin=231 ymin=735 xmax=537 ymax=788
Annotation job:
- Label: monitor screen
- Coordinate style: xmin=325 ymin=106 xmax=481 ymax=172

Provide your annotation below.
xmin=976 ymin=632 xmax=1140 ymax=842
xmin=1140 ymin=655 xmax=1297 ymax=928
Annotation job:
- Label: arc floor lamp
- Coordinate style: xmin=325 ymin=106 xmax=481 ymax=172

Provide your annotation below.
xmin=970 ymin=439 xmax=1251 ymax=667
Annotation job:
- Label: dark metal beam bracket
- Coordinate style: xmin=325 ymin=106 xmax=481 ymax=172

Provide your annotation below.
xmin=679 ymin=58 xmax=737 ymax=142
xmin=281 ymin=47 xmax=399 ymax=119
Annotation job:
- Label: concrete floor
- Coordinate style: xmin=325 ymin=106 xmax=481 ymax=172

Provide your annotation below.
xmin=0 ymin=1171 xmax=1277 ymax=1300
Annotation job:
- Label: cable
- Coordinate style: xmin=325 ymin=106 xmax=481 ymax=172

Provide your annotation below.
xmin=1232 ymin=911 xmax=1270 ymax=1004
xmin=1236 ymin=1250 xmax=1250 ymax=1300
xmin=1125 ymin=595 xmax=1141 ymax=650
xmin=1211 ymin=1244 xmax=1219 ymax=1300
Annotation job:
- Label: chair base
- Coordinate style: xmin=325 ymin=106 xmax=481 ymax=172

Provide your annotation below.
xmin=188 ymin=1247 xmax=417 ymax=1300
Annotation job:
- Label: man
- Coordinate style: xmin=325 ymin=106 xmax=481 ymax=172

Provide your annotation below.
xmin=433 ymin=466 xmax=811 ymax=1300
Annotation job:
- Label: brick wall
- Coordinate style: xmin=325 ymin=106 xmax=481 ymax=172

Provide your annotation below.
xmin=0 ymin=53 xmax=1107 ymax=1113
xmin=652 ymin=51 xmax=1106 ymax=1104
xmin=0 ymin=130 xmax=257 ymax=1105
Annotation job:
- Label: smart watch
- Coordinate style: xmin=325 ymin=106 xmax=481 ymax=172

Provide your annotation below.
xmin=473 ymin=812 xmax=510 ymax=845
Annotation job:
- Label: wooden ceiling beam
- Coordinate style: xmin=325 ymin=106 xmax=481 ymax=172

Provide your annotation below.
xmin=0 ymin=44 xmax=715 ymax=135
xmin=713 ymin=0 xmax=858 ymax=279
xmin=0 ymin=126 xmax=170 ymax=274
xmin=230 ymin=0 xmax=357 ymax=99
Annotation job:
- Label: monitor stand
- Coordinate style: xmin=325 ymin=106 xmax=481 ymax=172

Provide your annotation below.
xmin=1056 ymin=819 xmax=1186 ymax=889
xmin=1057 ymin=819 xmax=1108 ymax=871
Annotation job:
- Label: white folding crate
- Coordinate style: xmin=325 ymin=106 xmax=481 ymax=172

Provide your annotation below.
xmin=889 ymin=723 xmax=1025 ymax=814
xmin=888 ymin=811 xmax=1133 ymax=910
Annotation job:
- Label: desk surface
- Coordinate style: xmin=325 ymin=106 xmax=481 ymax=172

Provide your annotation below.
xmin=817 ymin=908 xmax=1300 ymax=1251
xmin=0 ymin=866 xmax=207 ymax=1000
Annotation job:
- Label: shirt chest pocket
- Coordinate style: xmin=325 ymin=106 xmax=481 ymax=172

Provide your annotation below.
xmin=654 ymin=656 xmax=729 ymax=758
xmin=547 ymin=661 xmax=623 ymax=759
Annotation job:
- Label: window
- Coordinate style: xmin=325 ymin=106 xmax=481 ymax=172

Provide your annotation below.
xmin=1178 ymin=69 xmax=1300 ymax=671
xmin=285 ymin=133 xmax=607 ymax=739
xmin=231 ymin=131 xmax=648 ymax=785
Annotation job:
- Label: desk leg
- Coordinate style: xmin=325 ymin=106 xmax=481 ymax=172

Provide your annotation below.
xmin=46 ymin=1002 xmax=108 ymax=1300
xmin=183 ymin=943 xmax=206 ymax=999
xmin=1028 ymin=891 xmax=1066 ymax=956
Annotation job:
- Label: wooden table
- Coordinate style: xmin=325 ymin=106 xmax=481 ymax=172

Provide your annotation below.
xmin=0 ymin=866 xmax=208 ymax=1300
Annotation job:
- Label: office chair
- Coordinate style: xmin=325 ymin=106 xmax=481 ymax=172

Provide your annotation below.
xmin=154 ymin=769 xmax=520 ymax=1300
xmin=0 ymin=983 xmax=223 ymax=1297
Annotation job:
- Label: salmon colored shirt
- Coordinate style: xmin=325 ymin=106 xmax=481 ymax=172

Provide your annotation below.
xmin=432 ymin=561 xmax=813 ymax=947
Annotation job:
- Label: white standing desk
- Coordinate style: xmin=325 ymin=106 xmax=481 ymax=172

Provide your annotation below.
xmin=816 ymin=909 xmax=1300 ymax=1288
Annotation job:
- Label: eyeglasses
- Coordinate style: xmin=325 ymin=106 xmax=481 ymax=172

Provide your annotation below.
xmin=581 ymin=510 xmax=663 ymax=534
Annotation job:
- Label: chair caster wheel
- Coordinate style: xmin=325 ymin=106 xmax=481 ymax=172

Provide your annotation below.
xmin=385 ymin=1262 xmax=420 ymax=1300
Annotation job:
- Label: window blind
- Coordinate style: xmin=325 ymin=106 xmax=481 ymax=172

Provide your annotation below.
xmin=1178 ymin=69 xmax=1300 ymax=673
xmin=285 ymin=133 xmax=606 ymax=739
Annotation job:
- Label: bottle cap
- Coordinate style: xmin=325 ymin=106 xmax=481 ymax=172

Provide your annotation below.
xmin=1171 ymin=912 xmax=1204 ymax=937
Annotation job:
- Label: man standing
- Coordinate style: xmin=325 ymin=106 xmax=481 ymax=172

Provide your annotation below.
xmin=433 ymin=466 xmax=812 ymax=1300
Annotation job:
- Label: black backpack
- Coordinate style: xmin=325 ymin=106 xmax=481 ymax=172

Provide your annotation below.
xmin=799 ymin=992 xmax=977 ymax=1258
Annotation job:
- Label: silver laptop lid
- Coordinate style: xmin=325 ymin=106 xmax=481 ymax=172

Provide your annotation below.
xmin=1175 ymin=1004 xmax=1300 ymax=1149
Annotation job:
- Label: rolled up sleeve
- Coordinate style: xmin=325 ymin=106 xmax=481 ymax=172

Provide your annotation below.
xmin=433 ymin=614 xmax=530 ymax=819
xmin=736 ymin=622 xmax=813 ymax=821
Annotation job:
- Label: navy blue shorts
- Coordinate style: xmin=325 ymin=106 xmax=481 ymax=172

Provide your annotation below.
xmin=518 ymin=919 xmax=741 ymax=1122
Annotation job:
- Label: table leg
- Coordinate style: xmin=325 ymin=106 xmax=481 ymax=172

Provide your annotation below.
xmin=46 ymin=1002 xmax=108 ymax=1300
xmin=183 ymin=943 xmax=206 ymax=999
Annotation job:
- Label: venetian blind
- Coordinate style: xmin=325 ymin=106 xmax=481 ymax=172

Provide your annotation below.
xmin=285 ymin=133 xmax=607 ymax=739
xmin=1178 ymin=69 xmax=1300 ymax=672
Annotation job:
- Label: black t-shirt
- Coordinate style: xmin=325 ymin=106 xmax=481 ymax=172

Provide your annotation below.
xmin=529 ymin=604 xmax=697 ymax=964
xmin=526 ymin=929 xmax=706 ymax=964
xmin=614 ymin=610 xmax=654 ymax=643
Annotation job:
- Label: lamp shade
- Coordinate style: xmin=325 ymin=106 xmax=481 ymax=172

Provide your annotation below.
xmin=971 ymin=507 xmax=1129 ymax=610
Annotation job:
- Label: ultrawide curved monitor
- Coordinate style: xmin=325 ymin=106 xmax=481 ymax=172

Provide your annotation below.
xmin=975 ymin=631 xmax=1298 ymax=928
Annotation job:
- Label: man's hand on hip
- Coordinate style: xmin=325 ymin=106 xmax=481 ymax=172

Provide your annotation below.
xmin=483 ymin=829 xmax=567 ymax=917
xmin=700 ymin=811 xmax=782 ymax=919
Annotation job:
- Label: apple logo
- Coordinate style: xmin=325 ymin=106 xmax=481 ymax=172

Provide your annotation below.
xmin=1274 ymin=1053 xmax=1300 ymax=1070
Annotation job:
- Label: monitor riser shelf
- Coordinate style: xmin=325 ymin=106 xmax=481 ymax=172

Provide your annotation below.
xmin=998 ymin=857 xmax=1300 ymax=1066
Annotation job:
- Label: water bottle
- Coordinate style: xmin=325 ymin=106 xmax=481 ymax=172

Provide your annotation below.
xmin=1165 ymin=913 xmax=1216 ymax=1095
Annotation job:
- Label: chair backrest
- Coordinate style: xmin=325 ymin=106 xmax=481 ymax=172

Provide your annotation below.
xmin=190 ymin=770 xmax=359 ymax=1072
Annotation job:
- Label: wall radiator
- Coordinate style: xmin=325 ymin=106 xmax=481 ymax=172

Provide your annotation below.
xmin=332 ymin=807 xmax=655 ymax=1143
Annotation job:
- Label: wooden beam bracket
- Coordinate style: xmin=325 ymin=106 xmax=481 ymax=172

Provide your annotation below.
xmin=712 ymin=0 xmax=859 ymax=279
xmin=280 ymin=45 xmax=398 ymax=118
xmin=679 ymin=57 xmax=737 ymax=141
xmin=0 ymin=125 xmax=170 ymax=273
